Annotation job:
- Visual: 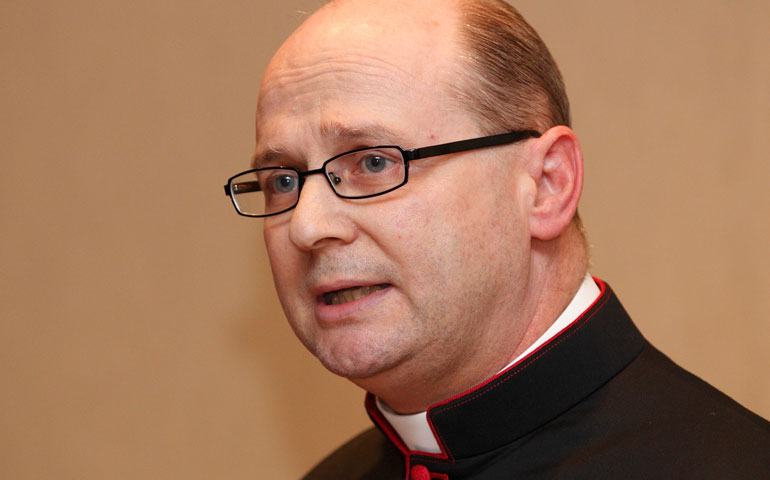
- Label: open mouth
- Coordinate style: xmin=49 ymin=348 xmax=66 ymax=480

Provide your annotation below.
xmin=321 ymin=284 xmax=390 ymax=306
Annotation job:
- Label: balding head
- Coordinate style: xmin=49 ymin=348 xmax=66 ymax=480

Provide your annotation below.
xmin=261 ymin=0 xmax=569 ymax=135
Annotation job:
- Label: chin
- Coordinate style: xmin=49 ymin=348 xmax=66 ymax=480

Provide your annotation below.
xmin=311 ymin=336 xmax=407 ymax=380
xmin=290 ymin=305 xmax=419 ymax=380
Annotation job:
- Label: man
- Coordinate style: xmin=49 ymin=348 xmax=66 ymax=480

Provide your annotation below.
xmin=224 ymin=0 xmax=770 ymax=478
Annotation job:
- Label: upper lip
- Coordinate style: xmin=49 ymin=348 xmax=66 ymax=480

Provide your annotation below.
xmin=311 ymin=279 xmax=391 ymax=297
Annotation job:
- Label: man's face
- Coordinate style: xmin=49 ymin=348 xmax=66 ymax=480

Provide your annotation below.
xmin=256 ymin=1 xmax=535 ymax=393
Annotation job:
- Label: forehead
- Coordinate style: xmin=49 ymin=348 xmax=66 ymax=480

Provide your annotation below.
xmin=255 ymin=0 xmax=469 ymax=151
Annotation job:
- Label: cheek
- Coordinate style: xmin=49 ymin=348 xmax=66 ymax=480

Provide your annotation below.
xmin=388 ymin=195 xmax=465 ymax=279
xmin=263 ymin=225 xmax=301 ymax=300
xmin=393 ymin=205 xmax=431 ymax=242
xmin=388 ymin=191 xmax=452 ymax=253
xmin=263 ymin=226 xmax=284 ymax=275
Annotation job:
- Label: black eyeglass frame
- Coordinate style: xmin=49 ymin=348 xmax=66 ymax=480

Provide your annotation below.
xmin=224 ymin=129 xmax=541 ymax=218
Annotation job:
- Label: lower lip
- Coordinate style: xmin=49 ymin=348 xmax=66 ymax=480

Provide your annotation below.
xmin=314 ymin=286 xmax=393 ymax=325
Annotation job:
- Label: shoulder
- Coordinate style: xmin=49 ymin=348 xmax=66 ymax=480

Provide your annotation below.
xmin=571 ymin=342 xmax=770 ymax=476
xmin=622 ymin=343 xmax=769 ymax=435
xmin=302 ymin=427 xmax=403 ymax=480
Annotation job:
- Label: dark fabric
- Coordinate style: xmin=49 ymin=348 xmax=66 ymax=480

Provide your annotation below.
xmin=303 ymin=283 xmax=770 ymax=479
xmin=302 ymin=428 xmax=403 ymax=480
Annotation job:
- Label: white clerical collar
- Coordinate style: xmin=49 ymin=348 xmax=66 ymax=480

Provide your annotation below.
xmin=376 ymin=274 xmax=601 ymax=453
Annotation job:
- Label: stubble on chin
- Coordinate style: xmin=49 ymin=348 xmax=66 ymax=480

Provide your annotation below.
xmin=300 ymin=298 xmax=420 ymax=380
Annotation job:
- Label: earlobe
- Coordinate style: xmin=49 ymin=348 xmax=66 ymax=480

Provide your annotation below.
xmin=527 ymin=126 xmax=584 ymax=241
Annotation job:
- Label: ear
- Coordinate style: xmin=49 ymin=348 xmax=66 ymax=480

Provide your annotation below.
xmin=525 ymin=126 xmax=584 ymax=241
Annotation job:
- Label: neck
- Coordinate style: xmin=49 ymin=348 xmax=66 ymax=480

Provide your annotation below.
xmin=506 ymin=225 xmax=589 ymax=363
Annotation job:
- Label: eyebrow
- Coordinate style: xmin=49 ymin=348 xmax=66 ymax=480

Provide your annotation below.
xmin=252 ymin=121 xmax=404 ymax=169
xmin=251 ymin=148 xmax=283 ymax=169
xmin=318 ymin=121 xmax=402 ymax=143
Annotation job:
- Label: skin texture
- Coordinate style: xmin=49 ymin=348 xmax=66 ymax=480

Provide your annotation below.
xmin=256 ymin=0 xmax=587 ymax=413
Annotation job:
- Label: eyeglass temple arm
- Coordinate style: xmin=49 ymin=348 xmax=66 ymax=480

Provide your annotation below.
xmin=224 ymin=180 xmax=262 ymax=197
xmin=404 ymin=130 xmax=541 ymax=161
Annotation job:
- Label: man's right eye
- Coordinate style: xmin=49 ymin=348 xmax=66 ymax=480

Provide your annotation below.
xmin=270 ymin=174 xmax=298 ymax=194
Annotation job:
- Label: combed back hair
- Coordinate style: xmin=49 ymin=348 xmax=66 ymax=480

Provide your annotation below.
xmin=453 ymin=0 xmax=585 ymax=237
xmin=453 ymin=0 xmax=570 ymax=134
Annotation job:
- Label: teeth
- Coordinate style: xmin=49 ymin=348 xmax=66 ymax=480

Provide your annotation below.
xmin=323 ymin=284 xmax=388 ymax=305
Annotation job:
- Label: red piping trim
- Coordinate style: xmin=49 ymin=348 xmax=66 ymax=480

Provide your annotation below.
xmin=366 ymin=394 xmax=452 ymax=461
xmin=366 ymin=394 xmax=414 ymax=479
xmin=365 ymin=394 xmax=409 ymax=455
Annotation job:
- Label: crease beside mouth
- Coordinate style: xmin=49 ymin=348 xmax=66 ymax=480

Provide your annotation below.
xmin=322 ymin=284 xmax=390 ymax=306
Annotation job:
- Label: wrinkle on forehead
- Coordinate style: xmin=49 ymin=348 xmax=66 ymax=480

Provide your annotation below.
xmin=259 ymin=0 xmax=462 ymax=100
xmin=258 ymin=53 xmax=413 ymax=113
xmin=255 ymin=62 xmax=411 ymax=153
xmin=255 ymin=0 xmax=466 ymax=151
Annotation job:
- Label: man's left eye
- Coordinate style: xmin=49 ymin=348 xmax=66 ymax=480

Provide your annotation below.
xmin=363 ymin=155 xmax=388 ymax=173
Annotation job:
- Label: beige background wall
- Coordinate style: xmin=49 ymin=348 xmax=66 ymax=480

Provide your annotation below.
xmin=1 ymin=1 xmax=768 ymax=478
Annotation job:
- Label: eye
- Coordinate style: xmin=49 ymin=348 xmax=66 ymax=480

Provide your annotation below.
xmin=363 ymin=154 xmax=388 ymax=173
xmin=270 ymin=173 xmax=298 ymax=194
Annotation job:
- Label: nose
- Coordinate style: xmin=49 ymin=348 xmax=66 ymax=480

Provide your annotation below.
xmin=288 ymin=174 xmax=357 ymax=251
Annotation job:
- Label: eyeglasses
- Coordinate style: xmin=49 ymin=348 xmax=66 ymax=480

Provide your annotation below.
xmin=224 ymin=130 xmax=541 ymax=218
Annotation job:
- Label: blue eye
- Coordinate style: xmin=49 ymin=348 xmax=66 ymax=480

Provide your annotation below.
xmin=273 ymin=174 xmax=297 ymax=193
xmin=363 ymin=155 xmax=388 ymax=173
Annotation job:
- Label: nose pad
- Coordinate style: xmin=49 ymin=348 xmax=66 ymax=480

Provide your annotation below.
xmin=328 ymin=171 xmax=342 ymax=186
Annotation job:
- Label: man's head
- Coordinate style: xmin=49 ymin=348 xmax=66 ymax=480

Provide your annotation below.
xmin=255 ymin=0 xmax=586 ymax=412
